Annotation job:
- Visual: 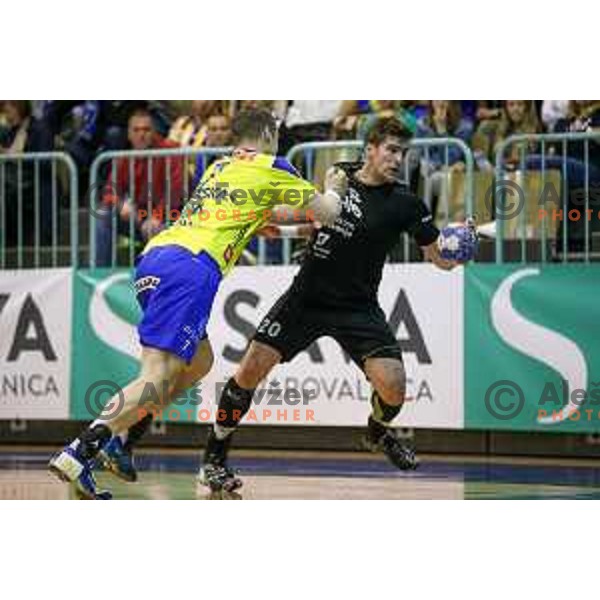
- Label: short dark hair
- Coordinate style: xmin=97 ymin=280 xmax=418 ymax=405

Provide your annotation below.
xmin=128 ymin=107 xmax=153 ymax=124
xmin=364 ymin=117 xmax=411 ymax=146
xmin=231 ymin=108 xmax=277 ymax=144
xmin=3 ymin=100 xmax=32 ymax=121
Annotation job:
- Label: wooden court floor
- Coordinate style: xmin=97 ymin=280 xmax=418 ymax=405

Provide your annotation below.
xmin=2 ymin=447 xmax=600 ymax=499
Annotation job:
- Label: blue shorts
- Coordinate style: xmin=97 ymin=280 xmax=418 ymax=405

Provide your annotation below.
xmin=134 ymin=246 xmax=222 ymax=364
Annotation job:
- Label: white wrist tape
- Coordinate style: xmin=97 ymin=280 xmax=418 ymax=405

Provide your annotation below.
xmin=324 ymin=189 xmax=341 ymax=202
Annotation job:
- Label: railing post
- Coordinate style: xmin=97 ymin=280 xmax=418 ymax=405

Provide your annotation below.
xmin=88 ymin=146 xmax=232 ymax=269
xmin=0 ymin=152 xmax=78 ymax=269
xmin=495 ymin=131 xmax=600 ymax=264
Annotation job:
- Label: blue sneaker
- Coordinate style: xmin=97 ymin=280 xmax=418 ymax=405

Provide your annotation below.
xmin=49 ymin=446 xmax=113 ymax=500
xmin=97 ymin=437 xmax=138 ymax=482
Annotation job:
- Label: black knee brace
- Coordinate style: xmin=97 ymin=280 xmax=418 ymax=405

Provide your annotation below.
xmin=216 ymin=378 xmax=255 ymax=428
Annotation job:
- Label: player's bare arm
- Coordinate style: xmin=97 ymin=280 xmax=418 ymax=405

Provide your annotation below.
xmin=257 ymin=223 xmax=315 ymax=239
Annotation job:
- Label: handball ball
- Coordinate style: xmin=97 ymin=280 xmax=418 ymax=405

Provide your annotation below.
xmin=437 ymin=223 xmax=477 ymax=262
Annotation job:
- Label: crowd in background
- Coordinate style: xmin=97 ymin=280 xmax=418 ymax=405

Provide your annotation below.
xmin=1 ymin=100 xmax=600 ymax=260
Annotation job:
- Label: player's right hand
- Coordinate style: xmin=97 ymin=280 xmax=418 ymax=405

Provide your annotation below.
xmin=324 ymin=166 xmax=348 ymax=197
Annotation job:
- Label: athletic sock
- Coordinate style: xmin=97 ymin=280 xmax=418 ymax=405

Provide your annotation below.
xmin=77 ymin=423 xmax=112 ymax=460
xmin=203 ymin=378 xmax=255 ymax=466
xmin=124 ymin=413 xmax=154 ymax=450
xmin=368 ymin=391 xmax=402 ymax=442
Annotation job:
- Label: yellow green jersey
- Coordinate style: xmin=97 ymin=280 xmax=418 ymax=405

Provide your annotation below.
xmin=143 ymin=149 xmax=317 ymax=275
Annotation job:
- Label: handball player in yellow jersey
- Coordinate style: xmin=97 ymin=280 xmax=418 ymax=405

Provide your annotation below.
xmin=49 ymin=108 xmax=346 ymax=498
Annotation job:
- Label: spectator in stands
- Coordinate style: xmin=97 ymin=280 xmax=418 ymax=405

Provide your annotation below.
xmin=416 ymin=100 xmax=473 ymax=168
xmin=95 ymin=108 xmax=185 ymax=266
xmin=168 ymin=100 xmax=227 ymax=183
xmin=0 ymin=105 xmax=8 ymax=140
xmin=474 ymin=101 xmax=503 ymax=123
xmin=556 ymin=101 xmax=600 ymax=137
xmin=191 ymin=112 xmax=233 ymax=188
xmin=0 ymin=101 xmax=54 ymax=154
xmin=279 ymin=100 xmax=341 ymax=153
xmin=168 ymin=100 xmax=223 ymax=149
xmin=541 ymin=100 xmax=570 ymax=132
xmin=414 ymin=101 xmax=473 ymax=216
xmin=514 ymin=100 xmax=600 ymax=180
xmin=41 ymin=101 xmax=134 ymax=162
xmin=205 ymin=112 xmax=233 ymax=148
xmin=333 ymin=101 xmax=418 ymax=140
xmin=237 ymin=100 xmax=274 ymax=112
xmin=473 ymin=100 xmax=541 ymax=170
xmin=0 ymin=101 xmax=54 ymax=246
xmin=533 ymin=101 xmax=600 ymax=253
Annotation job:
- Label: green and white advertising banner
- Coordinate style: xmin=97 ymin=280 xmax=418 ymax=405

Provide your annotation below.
xmin=201 ymin=264 xmax=464 ymax=427
xmin=465 ymin=265 xmax=600 ymax=432
xmin=0 ymin=269 xmax=73 ymax=420
xmin=69 ymin=264 xmax=464 ymax=428
xmin=70 ymin=269 xmax=198 ymax=422
xmin=1 ymin=263 xmax=599 ymax=432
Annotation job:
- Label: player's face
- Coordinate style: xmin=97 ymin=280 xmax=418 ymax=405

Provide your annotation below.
xmin=369 ymin=137 xmax=406 ymax=183
xmin=128 ymin=116 xmax=154 ymax=150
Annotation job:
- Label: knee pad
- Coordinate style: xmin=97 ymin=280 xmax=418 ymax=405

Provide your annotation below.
xmin=216 ymin=378 xmax=255 ymax=428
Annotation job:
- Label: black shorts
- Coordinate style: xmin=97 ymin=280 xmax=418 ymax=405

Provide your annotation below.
xmin=252 ymin=289 xmax=403 ymax=370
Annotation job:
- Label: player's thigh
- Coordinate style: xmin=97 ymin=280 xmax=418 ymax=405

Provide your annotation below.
xmin=251 ymin=289 xmax=322 ymax=370
xmin=173 ymin=337 xmax=214 ymax=393
xmin=139 ymin=346 xmax=188 ymax=390
xmin=236 ymin=341 xmax=283 ymax=389
xmin=364 ymin=357 xmax=406 ymax=405
xmin=135 ymin=246 xmax=221 ymax=367
xmin=334 ymin=304 xmax=405 ymax=400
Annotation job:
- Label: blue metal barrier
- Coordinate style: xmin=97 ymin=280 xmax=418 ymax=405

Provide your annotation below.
xmin=494 ymin=131 xmax=600 ymax=263
xmin=0 ymin=152 xmax=78 ymax=268
xmin=87 ymin=138 xmax=475 ymax=269
xmin=88 ymin=147 xmax=231 ymax=268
